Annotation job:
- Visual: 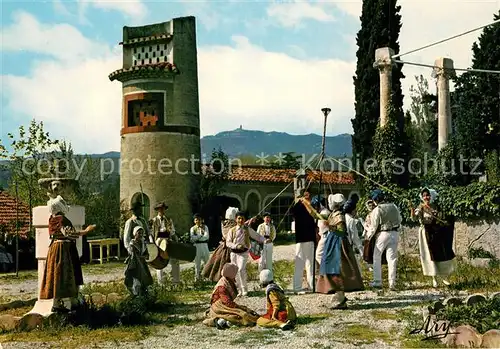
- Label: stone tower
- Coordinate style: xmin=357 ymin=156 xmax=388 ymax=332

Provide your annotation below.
xmin=109 ymin=16 xmax=201 ymax=234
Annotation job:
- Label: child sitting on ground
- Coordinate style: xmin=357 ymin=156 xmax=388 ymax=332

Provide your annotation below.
xmin=257 ymin=269 xmax=296 ymax=330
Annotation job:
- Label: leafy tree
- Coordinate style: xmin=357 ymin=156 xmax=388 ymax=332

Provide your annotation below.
xmin=273 ymin=151 xmax=301 ymax=169
xmin=352 ymin=0 xmax=408 ymax=189
xmin=0 ymin=119 xmax=60 ymax=235
xmin=52 ymin=141 xmax=121 ymax=238
xmin=452 ymin=11 xmax=500 ymax=182
xmin=197 ymin=147 xmax=230 ymax=215
xmin=408 ymin=74 xmax=438 ymax=155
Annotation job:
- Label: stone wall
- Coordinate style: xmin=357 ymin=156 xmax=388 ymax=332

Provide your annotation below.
xmin=398 ymin=221 xmax=500 ymax=258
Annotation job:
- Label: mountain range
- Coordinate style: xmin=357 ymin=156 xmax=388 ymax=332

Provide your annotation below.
xmin=0 ymin=128 xmax=352 ymax=188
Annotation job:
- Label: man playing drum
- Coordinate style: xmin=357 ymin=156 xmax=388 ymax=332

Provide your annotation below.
xmin=151 ymin=201 xmax=180 ymax=285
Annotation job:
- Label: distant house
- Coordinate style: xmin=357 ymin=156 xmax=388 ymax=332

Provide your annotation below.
xmin=0 ymin=190 xmax=30 ymax=239
xmin=220 ymin=165 xmax=358 ymax=231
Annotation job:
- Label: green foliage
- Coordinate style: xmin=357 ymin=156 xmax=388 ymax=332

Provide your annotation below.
xmin=352 ymin=0 xmax=406 ymax=182
xmin=408 ymin=75 xmax=438 ymax=157
xmin=452 ymin=11 xmax=500 ymax=179
xmin=273 ymin=152 xmax=302 ymax=169
xmin=196 ymin=147 xmax=230 ymax=215
xmin=369 ymin=101 xmax=410 ymax=188
xmin=0 ymin=119 xmax=60 ymax=235
xmin=356 ymin=182 xmax=500 ymax=224
xmin=435 ymin=297 xmax=500 ymax=334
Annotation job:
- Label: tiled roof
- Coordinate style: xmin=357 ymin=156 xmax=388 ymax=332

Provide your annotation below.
xmin=226 ymin=166 xmax=355 ymax=185
xmin=119 ymin=34 xmax=172 ymax=46
xmin=0 ymin=191 xmax=30 ymax=233
xmin=109 ymin=62 xmax=178 ymax=81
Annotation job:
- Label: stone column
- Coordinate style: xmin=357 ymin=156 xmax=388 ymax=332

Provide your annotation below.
xmin=374 ymin=47 xmax=395 ymax=127
xmin=432 ymin=57 xmax=456 ymax=151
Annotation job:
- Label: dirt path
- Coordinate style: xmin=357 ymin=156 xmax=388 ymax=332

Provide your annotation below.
xmin=0 ymin=245 xmax=453 ymax=349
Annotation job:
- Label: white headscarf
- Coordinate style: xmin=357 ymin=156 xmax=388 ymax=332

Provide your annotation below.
xmin=328 ymin=193 xmax=345 ymax=211
xmin=49 ymin=195 xmax=69 ymax=215
xmin=421 ymin=188 xmax=438 ymax=203
xmin=225 ymin=207 xmax=239 ymax=220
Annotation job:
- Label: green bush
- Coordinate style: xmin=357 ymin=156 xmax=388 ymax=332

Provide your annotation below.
xmin=435 ymin=297 xmax=500 ymax=334
xmin=357 ymin=182 xmax=500 ymax=224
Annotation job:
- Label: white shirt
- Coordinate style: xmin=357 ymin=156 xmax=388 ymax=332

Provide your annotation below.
xmin=190 ymin=224 xmax=209 ymax=243
xmin=367 ymin=203 xmax=402 ymax=240
xmin=345 ymin=213 xmax=363 ymax=251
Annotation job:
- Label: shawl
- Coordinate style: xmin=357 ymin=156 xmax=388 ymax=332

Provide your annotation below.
xmin=265 ymin=282 xmax=284 ymax=300
xmin=48 ymin=214 xmax=76 ymax=239
xmin=212 ymin=276 xmax=238 ymax=301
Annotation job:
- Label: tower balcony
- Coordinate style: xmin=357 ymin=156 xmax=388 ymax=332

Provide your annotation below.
xmin=108 ymin=62 xmax=179 ymax=82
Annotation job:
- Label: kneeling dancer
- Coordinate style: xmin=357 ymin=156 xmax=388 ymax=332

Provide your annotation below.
xmin=203 ymin=263 xmax=260 ymax=329
xmin=257 ymin=269 xmax=296 ymax=330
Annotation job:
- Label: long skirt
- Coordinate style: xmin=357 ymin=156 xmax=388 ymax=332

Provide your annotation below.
xmin=418 ymin=227 xmax=456 ymax=277
xmin=202 ymin=242 xmax=232 ymax=282
xmin=203 ymin=300 xmax=259 ymax=327
xmin=316 ymin=237 xmax=364 ymax=294
xmin=124 ymin=252 xmax=154 ymax=295
xmin=40 ymin=240 xmax=83 ymax=300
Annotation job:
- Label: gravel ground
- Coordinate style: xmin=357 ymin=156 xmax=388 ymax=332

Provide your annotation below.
xmin=1 ymin=245 xmax=453 ymax=349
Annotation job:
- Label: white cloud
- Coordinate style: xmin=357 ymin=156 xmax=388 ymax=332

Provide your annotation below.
xmin=77 ymin=0 xmax=147 ymax=19
xmin=331 ymin=0 xmax=500 ymax=107
xmin=267 ymin=1 xmax=335 ymax=27
xmin=1 ymin=12 xmax=354 ymax=154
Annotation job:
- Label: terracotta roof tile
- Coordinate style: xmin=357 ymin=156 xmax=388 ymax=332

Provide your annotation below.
xmin=0 ymin=191 xmax=30 ymax=233
xmin=226 ymin=165 xmax=355 ymax=185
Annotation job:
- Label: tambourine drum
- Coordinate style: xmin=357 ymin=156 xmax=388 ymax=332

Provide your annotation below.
xmin=146 ymin=243 xmax=170 ymax=270
xmin=166 ymin=241 xmax=196 ymax=262
xmin=249 ymin=240 xmax=263 ymax=261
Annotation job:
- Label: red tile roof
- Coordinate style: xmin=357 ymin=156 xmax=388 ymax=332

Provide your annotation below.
xmin=0 ymin=190 xmax=30 ymax=234
xmin=227 ymin=165 xmax=355 ymax=185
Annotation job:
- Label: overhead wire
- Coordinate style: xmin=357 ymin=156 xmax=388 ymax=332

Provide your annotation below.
xmin=391 ymin=19 xmax=500 ymax=60
xmin=393 ymin=59 xmax=500 ymax=74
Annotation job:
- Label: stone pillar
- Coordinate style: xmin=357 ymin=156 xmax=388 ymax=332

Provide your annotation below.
xmin=28 ymin=205 xmax=84 ymax=316
xmin=373 ymin=47 xmax=395 ymax=127
xmin=432 ymin=57 xmax=456 ymax=151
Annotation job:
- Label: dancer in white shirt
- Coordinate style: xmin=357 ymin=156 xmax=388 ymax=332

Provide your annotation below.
xmin=190 ymin=213 xmax=210 ymax=282
xmin=256 ymin=212 xmax=276 ymax=272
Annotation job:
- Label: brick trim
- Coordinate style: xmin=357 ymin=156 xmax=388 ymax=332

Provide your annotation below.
xmin=120 ymin=125 xmax=200 ymax=136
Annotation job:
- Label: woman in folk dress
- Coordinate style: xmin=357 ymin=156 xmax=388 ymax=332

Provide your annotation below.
xmin=203 ymin=263 xmax=259 ymax=328
xmin=202 ymin=207 xmax=238 ymax=282
xmin=411 ymin=188 xmax=456 ymax=288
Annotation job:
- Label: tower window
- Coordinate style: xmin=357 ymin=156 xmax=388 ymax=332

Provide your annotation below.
xmin=126 ymin=93 xmax=165 ymax=128
xmin=141 ymin=47 xmax=144 ymax=53
xmin=133 ymin=60 xmax=137 ymax=65
xmin=149 ymin=46 xmax=152 ymax=52
xmin=156 ymin=57 xmax=160 ymax=63
xmin=145 ymin=53 xmax=149 ymax=59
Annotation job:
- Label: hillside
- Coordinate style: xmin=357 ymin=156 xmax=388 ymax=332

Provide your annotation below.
xmin=201 ymin=128 xmax=352 ymax=157
xmin=0 ymin=129 xmax=352 ymax=188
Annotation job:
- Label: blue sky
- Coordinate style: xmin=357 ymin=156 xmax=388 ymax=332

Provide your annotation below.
xmin=1 ymin=0 xmax=498 ymax=154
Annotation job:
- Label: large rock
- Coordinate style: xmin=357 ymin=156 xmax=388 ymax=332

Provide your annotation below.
xmin=0 ymin=314 xmax=21 ymax=331
xmin=17 ymin=313 xmax=44 ymax=331
xmin=443 ymin=297 xmax=463 ymax=307
xmin=481 ymin=329 xmax=500 ymax=348
xmin=447 ymin=325 xmax=483 ymax=348
xmin=465 ymin=294 xmax=487 ymax=306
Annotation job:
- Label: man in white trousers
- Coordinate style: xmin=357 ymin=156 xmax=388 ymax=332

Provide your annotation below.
xmin=225 ymin=211 xmax=265 ymax=296
xmin=366 ymin=189 xmax=402 ymax=290
xmin=190 ymin=213 xmax=210 ymax=282
xmin=151 ymin=201 xmax=180 ymax=285
xmin=290 ymin=191 xmax=317 ymax=293
xmin=256 ymin=212 xmax=276 ymax=272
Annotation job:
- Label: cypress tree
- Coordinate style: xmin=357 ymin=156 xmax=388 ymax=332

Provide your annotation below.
xmin=453 ymin=11 xmax=500 ymax=182
xmin=351 ymin=0 xmax=409 ymax=188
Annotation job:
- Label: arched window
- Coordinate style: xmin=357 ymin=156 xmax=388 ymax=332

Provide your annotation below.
xmin=130 ymin=192 xmax=151 ymax=221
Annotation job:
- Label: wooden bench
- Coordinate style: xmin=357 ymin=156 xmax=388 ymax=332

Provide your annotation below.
xmin=88 ymin=238 xmax=121 ymax=264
